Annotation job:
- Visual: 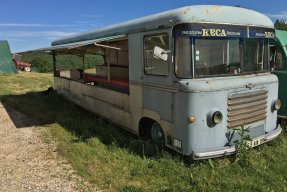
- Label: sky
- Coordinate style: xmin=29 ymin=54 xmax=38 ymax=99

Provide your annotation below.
xmin=0 ymin=0 xmax=286 ymax=53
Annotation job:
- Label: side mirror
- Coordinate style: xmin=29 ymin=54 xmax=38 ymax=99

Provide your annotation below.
xmin=153 ymin=46 xmax=168 ymax=61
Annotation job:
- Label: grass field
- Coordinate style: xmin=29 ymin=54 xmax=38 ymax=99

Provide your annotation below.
xmin=0 ymin=72 xmax=287 ymax=191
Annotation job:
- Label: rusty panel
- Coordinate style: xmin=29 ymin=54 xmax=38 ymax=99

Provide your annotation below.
xmin=54 ymin=77 xmax=132 ymax=130
xmin=81 ymin=83 xmax=129 ymax=110
xmin=227 ymin=89 xmax=268 ymax=129
xmin=228 ymin=100 xmax=267 ymax=111
xmin=228 ymin=105 xmax=267 ymax=116
xmin=228 ymin=94 xmax=268 ymax=106
xmin=228 ymin=115 xmax=266 ymax=128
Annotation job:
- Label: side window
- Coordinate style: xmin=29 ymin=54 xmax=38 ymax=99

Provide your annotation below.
xmin=270 ymin=45 xmax=287 ymax=70
xmin=275 ymin=51 xmax=284 ymax=69
xmin=175 ymin=37 xmax=192 ymax=78
xmin=144 ymin=33 xmax=169 ymax=76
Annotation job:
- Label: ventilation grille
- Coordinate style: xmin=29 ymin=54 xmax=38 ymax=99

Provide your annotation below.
xmin=227 ymin=89 xmax=268 ymax=129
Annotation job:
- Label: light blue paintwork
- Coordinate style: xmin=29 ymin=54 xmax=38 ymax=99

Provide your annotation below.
xmin=174 ymin=75 xmax=278 ymax=154
xmin=51 ymin=5 xmax=281 ymax=159
xmin=52 ymin=5 xmax=273 ymax=46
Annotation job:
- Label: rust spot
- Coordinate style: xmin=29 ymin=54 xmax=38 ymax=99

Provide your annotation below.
xmin=209 ymin=5 xmax=224 ymax=13
xmin=189 ymin=16 xmax=197 ymax=22
xmin=201 ymin=5 xmax=224 ymax=16
xmin=182 ymin=8 xmax=191 ymax=15
xmin=210 ymin=5 xmax=222 ymax=8
xmin=201 ymin=9 xmax=213 ymax=16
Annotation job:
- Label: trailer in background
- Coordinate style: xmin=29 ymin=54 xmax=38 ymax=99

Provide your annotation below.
xmin=12 ymin=54 xmax=32 ymax=72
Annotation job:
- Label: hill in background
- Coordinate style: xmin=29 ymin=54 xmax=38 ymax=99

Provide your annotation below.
xmin=21 ymin=52 xmax=104 ymax=73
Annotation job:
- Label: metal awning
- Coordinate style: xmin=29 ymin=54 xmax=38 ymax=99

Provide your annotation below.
xmin=28 ymin=34 xmax=126 ymax=54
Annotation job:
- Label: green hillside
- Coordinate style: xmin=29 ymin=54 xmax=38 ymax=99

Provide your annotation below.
xmin=21 ymin=52 xmax=104 ymax=73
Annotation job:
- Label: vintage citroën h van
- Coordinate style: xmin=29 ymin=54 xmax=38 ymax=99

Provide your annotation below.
xmin=37 ymin=5 xmax=282 ymax=159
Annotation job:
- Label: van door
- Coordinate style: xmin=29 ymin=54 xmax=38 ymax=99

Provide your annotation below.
xmin=141 ymin=30 xmax=175 ymax=128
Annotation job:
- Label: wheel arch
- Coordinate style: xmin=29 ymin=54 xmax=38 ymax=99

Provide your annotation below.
xmin=137 ymin=109 xmax=174 ymax=147
xmin=138 ymin=117 xmax=158 ymax=139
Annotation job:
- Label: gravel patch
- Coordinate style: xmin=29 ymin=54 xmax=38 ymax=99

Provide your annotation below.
xmin=0 ymin=102 xmax=99 ymax=192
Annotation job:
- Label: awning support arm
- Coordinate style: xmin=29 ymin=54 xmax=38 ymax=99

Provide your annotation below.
xmin=94 ymin=43 xmax=121 ymax=50
xmin=52 ymin=51 xmax=56 ymax=77
xmin=82 ymin=48 xmax=87 ymax=80
xmin=106 ymin=46 xmax=111 ymax=81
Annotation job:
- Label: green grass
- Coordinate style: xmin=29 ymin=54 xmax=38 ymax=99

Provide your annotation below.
xmin=1 ymin=72 xmax=287 ymax=191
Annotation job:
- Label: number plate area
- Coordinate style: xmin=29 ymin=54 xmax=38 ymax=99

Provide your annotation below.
xmin=246 ymin=138 xmax=265 ymax=148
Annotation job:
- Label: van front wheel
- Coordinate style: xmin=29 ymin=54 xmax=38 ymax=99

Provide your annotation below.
xmin=150 ymin=122 xmax=165 ymax=150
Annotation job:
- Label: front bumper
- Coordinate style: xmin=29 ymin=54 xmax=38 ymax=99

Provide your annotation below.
xmin=192 ymin=125 xmax=282 ymax=160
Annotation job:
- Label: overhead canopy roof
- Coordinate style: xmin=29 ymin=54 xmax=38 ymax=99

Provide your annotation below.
xmin=29 ymin=34 xmax=126 ymax=55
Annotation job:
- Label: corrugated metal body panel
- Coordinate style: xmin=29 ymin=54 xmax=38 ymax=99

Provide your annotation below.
xmin=227 ymin=89 xmax=268 ymax=129
xmin=52 ymin=5 xmax=274 ymax=46
xmin=0 ymin=40 xmax=18 ymax=74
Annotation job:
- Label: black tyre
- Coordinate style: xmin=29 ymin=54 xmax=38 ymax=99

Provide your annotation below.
xmin=150 ymin=122 xmax=165 ymax=150
xmin=24 ymin=67 xmax=31 ymax=72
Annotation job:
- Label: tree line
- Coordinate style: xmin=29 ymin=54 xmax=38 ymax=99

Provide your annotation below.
xmin=274 ymin=19 xmax=287 ymax=31
xmin=21 ymin=52 xmax=104 ymax=73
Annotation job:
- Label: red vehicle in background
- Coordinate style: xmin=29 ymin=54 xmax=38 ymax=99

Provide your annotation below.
xmin=12 ymin=54 xmax=32 ymax=72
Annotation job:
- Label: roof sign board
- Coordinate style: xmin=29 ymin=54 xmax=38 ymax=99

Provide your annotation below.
xmin=173 ymin=23 xmax=275 ymax=38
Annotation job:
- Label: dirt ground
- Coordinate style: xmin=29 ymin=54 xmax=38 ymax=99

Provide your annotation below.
xmin=0 ymin=102 xmax=98 ymax=192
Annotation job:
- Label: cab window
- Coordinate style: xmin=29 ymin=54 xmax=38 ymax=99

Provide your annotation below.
xmin=144 ymin=33 xmax=169 ymax=76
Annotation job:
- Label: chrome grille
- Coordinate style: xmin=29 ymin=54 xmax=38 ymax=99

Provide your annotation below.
xmin=227 ymin=89 xmax=268 ymax=129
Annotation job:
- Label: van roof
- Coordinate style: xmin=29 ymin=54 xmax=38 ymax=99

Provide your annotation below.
xmin=52 ymin=5 xmax=274 ymax=46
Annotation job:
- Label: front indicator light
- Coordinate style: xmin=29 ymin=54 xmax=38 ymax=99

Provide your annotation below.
xmin=188 ymin=116 xmax=195 ymax=124
xmin=273 ymin=99 xmax=282 ymax=111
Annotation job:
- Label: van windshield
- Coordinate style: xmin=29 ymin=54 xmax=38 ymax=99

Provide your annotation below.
xmin=194 ymin=38 xmax=241 ymax=77
xmin=175 ymin=37 xmax=269 ymax=78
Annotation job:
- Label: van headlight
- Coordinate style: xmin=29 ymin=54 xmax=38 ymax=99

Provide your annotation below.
xmin=207 ymin=109 xmax=223 ymax=127
xmin=273 ymin=99 xmax=281 ymax=111
xmin=212 ymin=111 xmax=223 ymax=124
